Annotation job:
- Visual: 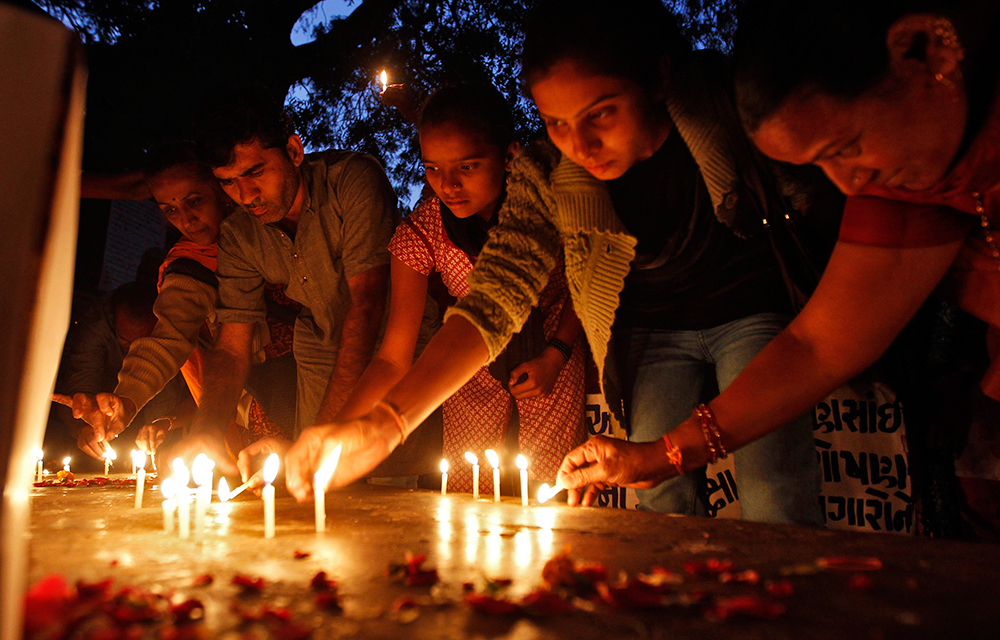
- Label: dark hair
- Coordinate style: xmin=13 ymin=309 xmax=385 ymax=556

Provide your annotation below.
xmin=418 ymin=84 xmax=515 ymax=150
xmin=520 ymin=0 xmax=689 ymax=99
xmin=734 ymin=0 xmax=917 ymax=133
xmin=195 ymin=87 xmax=295 ymax=168
xmin=143 ymin=140 xmax=214 ymax=181
xmin=111 ymin=280 xmax=158 ymax=326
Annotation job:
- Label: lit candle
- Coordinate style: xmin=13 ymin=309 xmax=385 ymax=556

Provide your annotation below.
xmin=440 ymin=459 xmax=449 ymax=495
xmin=172 ymin=458 xmax=190 ymax=539
xmin=133 ymin=450 xmax=147 ymax=509
xmin=485 ymin=449 xmax=500 ymax=502
xmin=32 ymin=447 xmax=44 ymax=483
xmin=537 ymin=481 xmax=566 ymax=505
xmin=160 ymin=477 xmax=177 ymax=533
xmin=62 ymin=456 xmax=71 ymax=472
xmin=192 ymin=454 xmax=214 ymax=539
xmin=262 ymin=453 xmax=279 ymax=539
xmin=517 ymin=454 xmax=529 ymax=506
xmin=130 ymin=449 xmax=137 ymax=474
xmin=103 ymin=446 xmax=116 ymax=476
xmin=465 ymin=452 xmax=479 ymax=500
xmin=314 ymin=444 xmax=342 ymax=533
xmin=378 ymin=69 xmax=388 ymax=93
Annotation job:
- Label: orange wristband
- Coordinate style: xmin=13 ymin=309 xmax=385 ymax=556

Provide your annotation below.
xmin=662 ymin=433 xmax=684 ymax=476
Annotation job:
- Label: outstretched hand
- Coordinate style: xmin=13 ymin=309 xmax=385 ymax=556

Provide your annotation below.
xmin=237 ymin=437 xmax=292 ymax=496
xmin=285 ymin=406 xmax=404 ymax=503
xmin=53 ymin=392 xmax=136 ymax=459
xmin=555 ymin=436 xmax=672 ymax=507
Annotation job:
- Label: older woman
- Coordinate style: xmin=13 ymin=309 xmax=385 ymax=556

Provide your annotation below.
xmin=547 ymin=0 xmax=1000 ymax=504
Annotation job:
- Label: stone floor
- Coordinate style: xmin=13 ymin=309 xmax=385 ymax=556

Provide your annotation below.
xmin=27 ymin=476 xmax=1000 ymax=639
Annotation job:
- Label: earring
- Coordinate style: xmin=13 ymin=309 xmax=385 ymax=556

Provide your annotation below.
xmin=930 ymin=17 xmax=966 ymax=61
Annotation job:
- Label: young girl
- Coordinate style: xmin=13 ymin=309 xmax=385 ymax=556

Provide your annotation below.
xmin=334 ymin=85 xmax=587 ymax=493
xmin=285 ymin=0 xmax=832 ymax=526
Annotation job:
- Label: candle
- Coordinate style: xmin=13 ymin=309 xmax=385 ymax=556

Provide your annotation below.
xmin=378 ymin=69 xmax=388 ymax=93
xmin=172 ymin=458 xmax=190 ymax=539
xmin=464 ymin=452 xmax=479 ymax=500
xmin=262 ymin=453 xmax=279 ymax=539
xmin=440 ymin=458 xmax=449 ymax=495
xmin=32 ymin=447 xmax=44 ymax=483
xmin=130 ymin=449 xmax=137 ymax=474
xmin=537 ymin=481 xmax=566 ymax=504
xmin=517 ymin=454 xmax=529 ymax=506
xmin=160 ymin=477 xmax=177 ymax=533
xmin=192 ymin=454 xmax=214 ymax=539
xmin=103 ymin=446 xmax=116 ymax=476
xmin=218 ymin=477 xmax=230 ymax=503
xmin=314 ymin=444 xmax=342 ymax=533
xmin=133 ymin=450 xmax=147 ymax=509
xmin=485 ymin=449 xmax=500 ymax=502
xmin=62 ymin=456 xmax=70 ymax=473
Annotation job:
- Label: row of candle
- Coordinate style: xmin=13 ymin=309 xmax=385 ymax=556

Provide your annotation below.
xmin=30 ymin=446 xmax=157 ymax=483
xmin=444 ymin=451 xmax=536 ymax=506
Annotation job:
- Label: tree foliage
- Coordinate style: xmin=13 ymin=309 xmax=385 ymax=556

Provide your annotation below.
xmin=30 ymin=0 xmax=743 ymax=196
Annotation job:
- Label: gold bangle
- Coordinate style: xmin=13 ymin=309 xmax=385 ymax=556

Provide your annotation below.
xmin=375 ymin=400 xmax=408 ymax=446
xmin=694 ymin=404 xmax=728 ymax=460
xmin=662 ymin=433 xmax=684 ymax=476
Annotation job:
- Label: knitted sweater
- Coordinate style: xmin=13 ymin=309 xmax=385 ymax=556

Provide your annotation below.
xmin=445 ymin=50 xmax=835 ymax=427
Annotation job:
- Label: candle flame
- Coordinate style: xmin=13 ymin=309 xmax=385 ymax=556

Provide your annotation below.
xmin=440 ymin=458 xmax=449 ymax=474
xmin=63 ymin=456 xmax=71 ymax=465
xmin=217 ymin=477 xmax=230 ymax=503
xmin=537 ymin=482 xmax=565 ymax=504
xmin=32 ymin=447 xmax=43 ymax=461
xmin=538 ymin=483 xmax=551 ymax=503
xmin=378 ymin=69 xmax=388 ymax=92
xmin=132 ymin=449 xmax=147 ymax=470
xmin=172 ymin=458 xmax=189 ymax=487
xmin=103 ymin=447 xmax=117 ymax=461
xmin=485 ymin=449 xmax=500 ymax=469
xmin=160 ymin=477 xmax=176 ymax=500
xmin=516 ymin=454 xmax=528 ymax=470
xmin=263 ymin=453 xmax=280 ymax=485
xmin=314 ymin=444 xmax=343 ymax=492
xmin=464 ymin=452 xmax=478 ymax=466
xmin=192 ymin=453 xmax=215 ymax=486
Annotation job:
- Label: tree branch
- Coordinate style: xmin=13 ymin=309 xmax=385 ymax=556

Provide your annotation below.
xmin=290 ymin=0 xmax=403 ymax=84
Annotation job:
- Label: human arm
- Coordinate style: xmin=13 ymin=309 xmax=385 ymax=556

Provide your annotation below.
xmin=286 ymin=313 xmax=490 ymax=500
xmin=312 ymin=264 xmax=389 ymax=424
xmin=174 ymin=322 xmax=255 ymax=473
xmin=115 ymin=272 xmax=216 ymax=417
xmin=509 ymin=294 xmax=582 ymax=400
xmin=333 ymin=257 xmax=429 ymax=421
xmin=557 ymin=239 xmax=965 ymax=505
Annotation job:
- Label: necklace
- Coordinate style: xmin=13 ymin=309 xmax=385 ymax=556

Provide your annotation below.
xmin=973 ymin=191 xmax=1000 ymax=271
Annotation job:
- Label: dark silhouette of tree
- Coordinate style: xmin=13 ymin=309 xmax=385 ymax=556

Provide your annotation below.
xmin=29 ymin=0 xmax=743 ymax=193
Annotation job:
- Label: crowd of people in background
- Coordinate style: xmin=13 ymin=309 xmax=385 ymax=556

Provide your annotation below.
xmin=54 ymin=0 xmax=1000 ymax=537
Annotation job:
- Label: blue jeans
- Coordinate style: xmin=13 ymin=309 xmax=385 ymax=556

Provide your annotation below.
xmin=624 ymin=313 xmax=823 ymax=526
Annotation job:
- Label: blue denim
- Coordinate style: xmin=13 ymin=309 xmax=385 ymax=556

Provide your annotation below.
xmin=624 ymin=313 xmax=823 ymax=526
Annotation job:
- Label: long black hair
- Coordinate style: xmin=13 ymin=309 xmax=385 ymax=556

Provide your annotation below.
xmin=734 ymin=0 xmax=1000 ymax=134
xmin=520 ymin=0 xmax=690 ymax=101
